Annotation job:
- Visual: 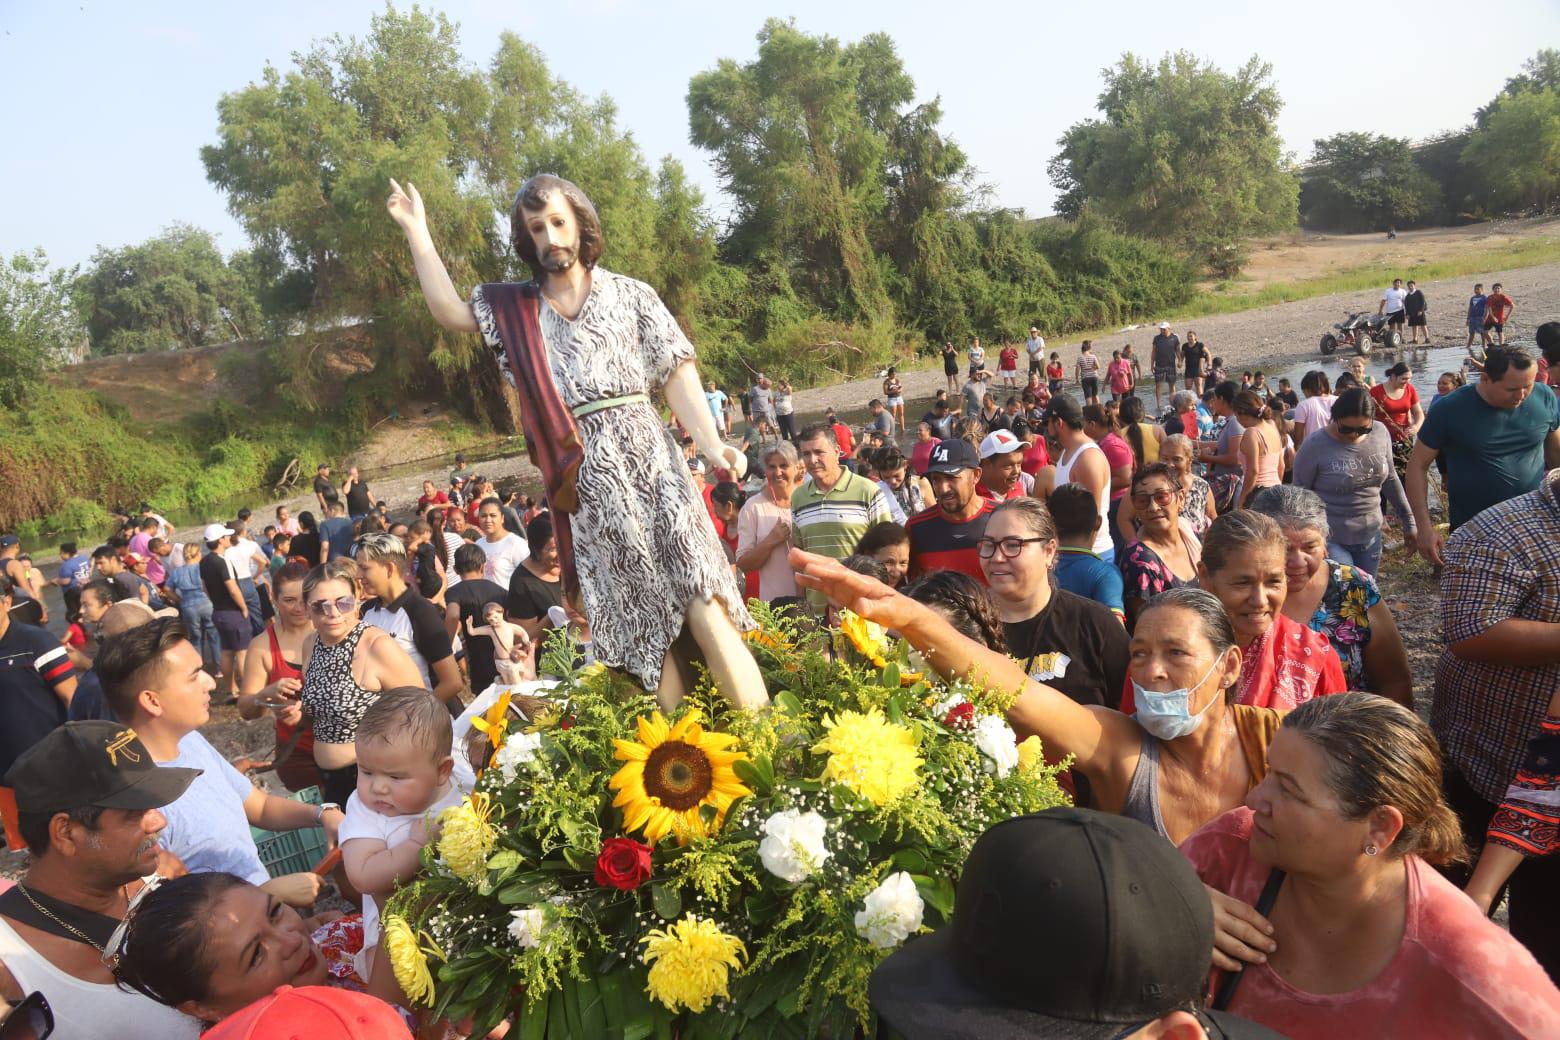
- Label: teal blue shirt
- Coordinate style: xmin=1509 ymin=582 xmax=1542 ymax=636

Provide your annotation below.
xmin=1417 ymin=382 xmax=1559 ymax=529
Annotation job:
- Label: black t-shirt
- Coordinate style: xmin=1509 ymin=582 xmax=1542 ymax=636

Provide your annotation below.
xmin=507 ymin=565 xmax=563 ymax=622
xmin=1002 ymin=588 xmax=1128 ymax=710
xmin=362 ymin=586 xmax=453 ymax=687
xmin=1275 ymin=389 xmax=1299 ymax=409
xmin=446 ymin=578 xmax=508 ymax=694
xmin=0 ymin=622 xmax=72 ymax=776
xmin=345 ymin=480 xmax=373 ymax=516
xmin=198 ymin=552 xmax=243 ymax=612
xmin=1151 ymin=333 xmax=1181 ymax=370
xmin=108 ymin=571 xmax=142 ymax=603
xmin=290 ymin=531 xmax=322 ymax=568
xmin=1404 ymin=289 xmax=1427 ymax=317
xmin=313 ymin=475 xmax=340 ymax=506
xmin=1182 ymin=342 xmax=1208 ymax=374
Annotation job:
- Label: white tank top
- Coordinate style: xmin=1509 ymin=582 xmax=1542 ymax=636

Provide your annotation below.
xmin=0 ymin=915 xmax=203 ymax=1040
xmin=1055 ymin=440 xmax=1113 ymax=557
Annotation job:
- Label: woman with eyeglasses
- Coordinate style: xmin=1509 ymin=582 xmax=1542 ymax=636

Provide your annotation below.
xmin=1291 ymin=388 xmax=1415 ymax=579
xmin=1118 ymin=463 xmax=1202 ymax=631
xmin=297 ymin=559 xmax=423 ymax=804
xmin=1233 ymin=390 xmax=1283 ymax=509
xmin=978 ymin=499 xmax=1128 ymax=710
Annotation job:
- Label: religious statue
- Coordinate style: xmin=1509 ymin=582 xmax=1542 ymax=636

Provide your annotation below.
xmin=387 ymin=173 xmax=768 ymax=711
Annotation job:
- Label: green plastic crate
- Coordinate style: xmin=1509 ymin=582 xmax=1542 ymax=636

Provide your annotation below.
xmin=250 ymin=786 xmax=331 ymax=878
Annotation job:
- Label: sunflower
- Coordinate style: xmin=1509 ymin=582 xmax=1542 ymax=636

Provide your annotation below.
xmin=611 ymin=710 xmax=751 ymax=844
xmin=835 ymin=610 xmax=890 ymax=668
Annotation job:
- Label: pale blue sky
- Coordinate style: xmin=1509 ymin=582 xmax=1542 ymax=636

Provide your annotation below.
xmin=4 ymin=0 xmax=1557 ymax=268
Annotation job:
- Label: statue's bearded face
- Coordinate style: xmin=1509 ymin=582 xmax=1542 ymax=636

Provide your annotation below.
xmin=522 ymin=193 xmax=581 ymax=273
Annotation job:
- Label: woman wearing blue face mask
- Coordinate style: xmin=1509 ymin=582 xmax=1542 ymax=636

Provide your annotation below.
xmin=789 ymin=549 xmax=1284 ymax=844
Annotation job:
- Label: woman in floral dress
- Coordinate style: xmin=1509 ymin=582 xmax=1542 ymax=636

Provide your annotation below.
xmin=1249 ymin=486 xmax=1412 ymax=706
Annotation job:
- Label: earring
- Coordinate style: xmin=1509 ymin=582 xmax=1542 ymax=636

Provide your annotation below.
xmin=1365 ymin=844 xmax=1378 ymax=857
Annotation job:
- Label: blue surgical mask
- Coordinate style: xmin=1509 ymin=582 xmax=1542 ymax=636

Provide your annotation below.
xmin=1132 ymin=658 xmax=1225 ymax=741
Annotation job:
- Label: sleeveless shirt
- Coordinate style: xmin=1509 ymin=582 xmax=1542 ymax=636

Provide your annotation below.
xmin=1055 ymin=441 xmax=1113 ymax=557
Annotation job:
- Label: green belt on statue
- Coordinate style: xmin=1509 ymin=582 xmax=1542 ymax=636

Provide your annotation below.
xmin=570 ymin=392 xmax=650 ymax=419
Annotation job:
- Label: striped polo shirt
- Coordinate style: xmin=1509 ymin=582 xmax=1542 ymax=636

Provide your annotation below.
xmin=792 ymin=470 xmax=894 ymax=604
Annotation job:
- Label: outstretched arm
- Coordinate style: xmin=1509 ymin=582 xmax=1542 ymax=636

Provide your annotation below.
xmin=665 ymin=361 xmax=746 ymax=478
xmin=387 ymin=179 xmax=479 ymax=334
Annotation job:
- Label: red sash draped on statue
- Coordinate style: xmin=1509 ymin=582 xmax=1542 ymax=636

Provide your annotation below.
xmin=481 ymin=281 xmax=583 ymax=600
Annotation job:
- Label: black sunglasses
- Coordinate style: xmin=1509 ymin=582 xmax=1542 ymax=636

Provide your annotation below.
xmin=1337 ymin=423 xmax=1372 ymax=438
xmin=0 ymin=992 xmax=53 ymax=1040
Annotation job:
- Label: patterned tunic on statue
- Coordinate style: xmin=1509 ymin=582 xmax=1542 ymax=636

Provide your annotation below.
xmin=471 ymin=269 xmax=752 ymax=689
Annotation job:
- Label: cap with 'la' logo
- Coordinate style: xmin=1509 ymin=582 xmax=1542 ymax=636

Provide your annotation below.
xmin=4 ymin=721 xmax=202 ymax=815
xmin=925 ymin=438 xmax=980 ymax=475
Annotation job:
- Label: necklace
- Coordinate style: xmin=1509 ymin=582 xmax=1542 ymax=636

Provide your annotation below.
xmin=14 ymin=883 xmax=123 ymax=954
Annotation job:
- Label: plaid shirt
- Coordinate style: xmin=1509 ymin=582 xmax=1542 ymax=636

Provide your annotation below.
xmin=1433 ymin=471 xmax=1560 ymax=803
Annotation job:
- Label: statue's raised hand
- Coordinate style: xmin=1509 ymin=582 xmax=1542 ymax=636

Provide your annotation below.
xmin=386 ymin=178 xmax=426 ymax=233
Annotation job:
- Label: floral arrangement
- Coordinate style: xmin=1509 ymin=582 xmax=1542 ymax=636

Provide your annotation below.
xmin=383 ymin=602 xmax=1071 ymax=1038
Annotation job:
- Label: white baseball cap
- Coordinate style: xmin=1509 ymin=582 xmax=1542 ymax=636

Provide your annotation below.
xmin=979 ymin=429 xmax=1024 ymax=460
xmin=203 ymin=523 xmax=235 ymax=542
xmin=1158 ymin=321 xmax=1170 ymax=330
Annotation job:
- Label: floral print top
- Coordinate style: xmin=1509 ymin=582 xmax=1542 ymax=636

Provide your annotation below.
xmin=1119 ymin=532 xmax=1202 ymax=602
xmin=1308 ymin=562 xmax=1380 ymax=690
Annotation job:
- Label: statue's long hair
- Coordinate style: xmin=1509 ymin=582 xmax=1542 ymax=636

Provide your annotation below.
xmin=509 ymin=174 xmax=604 ymax=282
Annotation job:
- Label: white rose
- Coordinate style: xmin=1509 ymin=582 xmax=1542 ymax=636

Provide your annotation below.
xmin=855 ymin=871 xmax=924 ymax=949
xmin=932 ymin=692 xmax=965 ymax=717
xmin=758 ymin=809 xmax=831 ymax=883
xmin=494 ymin=729 xmax=543 ymax=779
xmin=973 ymin=714 xmax=1019 ymax=778
xmin=508 ymin=906 xmax=546 ymax=949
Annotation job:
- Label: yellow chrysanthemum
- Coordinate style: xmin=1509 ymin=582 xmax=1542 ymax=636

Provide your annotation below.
xmin=641 ymin=915 xmax=747 ymax=1013
xmin=1016 ymin=735 xmax=1044 ymax=774
xmin=835 ymin=610 xmax=889 ymax=668
xmin=814 ymin=707 xmax=922 ymax=806
xmin=610 ymin=710 xmax=751 ymax=844
xmin=383 ymin=915 xmax=437 ymax=1006
xmin=744 ymin=628 xmax=793 ymax=653
xmin=439 ymin=793 xmax=498 ymax=884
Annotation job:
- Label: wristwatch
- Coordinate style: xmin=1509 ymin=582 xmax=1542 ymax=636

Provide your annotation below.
xmin=315 ymin=802 xmax=342 ymax=824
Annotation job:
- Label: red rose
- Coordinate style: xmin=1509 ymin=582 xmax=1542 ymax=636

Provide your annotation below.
xmin=594 ymin=837 xmax=654 ymax=891
xmin=943 ymin=702 xmax=975 ymax=729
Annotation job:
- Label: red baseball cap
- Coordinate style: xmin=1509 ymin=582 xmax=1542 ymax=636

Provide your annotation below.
xmin=204 ymin=987 xmax=411 ymax=1040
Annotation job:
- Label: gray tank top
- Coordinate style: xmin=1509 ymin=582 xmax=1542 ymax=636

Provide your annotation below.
xmin=1121 ymin=730 xmax=1170 ymax=839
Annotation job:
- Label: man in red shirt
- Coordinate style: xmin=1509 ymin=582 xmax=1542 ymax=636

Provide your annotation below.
xmin=1485 ymin=283 xmax=1515 ymax=346
xmin=977 ymin=429 xmax=1033 ymax=501
xmin=906 ymin=438 xmax=995 ymax=582
xmin=826 ymin=408 xmax=855 ymax=466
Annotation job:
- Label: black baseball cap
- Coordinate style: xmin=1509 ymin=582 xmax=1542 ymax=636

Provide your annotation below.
xmin=925 ymin=438 xmax=979 ymax=475
xmin=870 ymin=808 xmax=1283 ymax=1039
xmin=4 ymin=722 xmax=201 ymax=815
xmin=1042 ymin=395 xmax=1084 ymax=426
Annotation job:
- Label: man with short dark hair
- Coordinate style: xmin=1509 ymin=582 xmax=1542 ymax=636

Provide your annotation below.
xmin=1 ymin=535 xmax=45 ymax=626
xmin=445 ymin=542 xmax=511 ymax=696
xmin=1408 ymin=347 xmax=1560 ymax=563
xmin=0 ymin=722 xmax=204 ymax=1038
xmin=1378 ymin=276 xmax=1407 ymax=334
xmin=0 ymin=573 xmax=75 ymax=776
xmin=313 ymin=463 xmax=340 ymax=514
xmin=356 ymin=533 xmax=462 ymax=712
xmin=319 ymin=500 xmax=355 ymax=562
xmin=792 ymin=423 xmax=893 ymax=609
xmin=91 ymin=544 xmax=144 ymax=607
xmin=93 ymin=618 xmax=341 ymax=905
xmin=1050 ymin=483 xmax=1126 ymax=622
xmin=921 ymin=398 xmax=954 ymax=441
xmin=906 ymin=438 xmax=995 ymax=582
xmin=1404 ymin=279 xmax=1429 ymax=345
xmin=1485 ymin=282 xmax=1515 ymax=346
xmin=865 ymin=399 xmax=894 ymax=438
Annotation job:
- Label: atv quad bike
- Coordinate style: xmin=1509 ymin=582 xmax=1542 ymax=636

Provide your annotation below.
xmin=1320 ymin=311 xmax=1402 ymax=356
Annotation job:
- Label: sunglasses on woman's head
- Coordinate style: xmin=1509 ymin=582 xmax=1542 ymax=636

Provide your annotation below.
xmin=308 ymin=595 xmax=358 ymax=617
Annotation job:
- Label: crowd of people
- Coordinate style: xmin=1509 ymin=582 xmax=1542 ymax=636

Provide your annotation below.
xmin=1 ymin=299 xmax=1559 ymax=1037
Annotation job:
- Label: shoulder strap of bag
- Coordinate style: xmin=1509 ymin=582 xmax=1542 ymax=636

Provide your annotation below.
xmin=1210 ymin=867 xmax=1286 ymax=1012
